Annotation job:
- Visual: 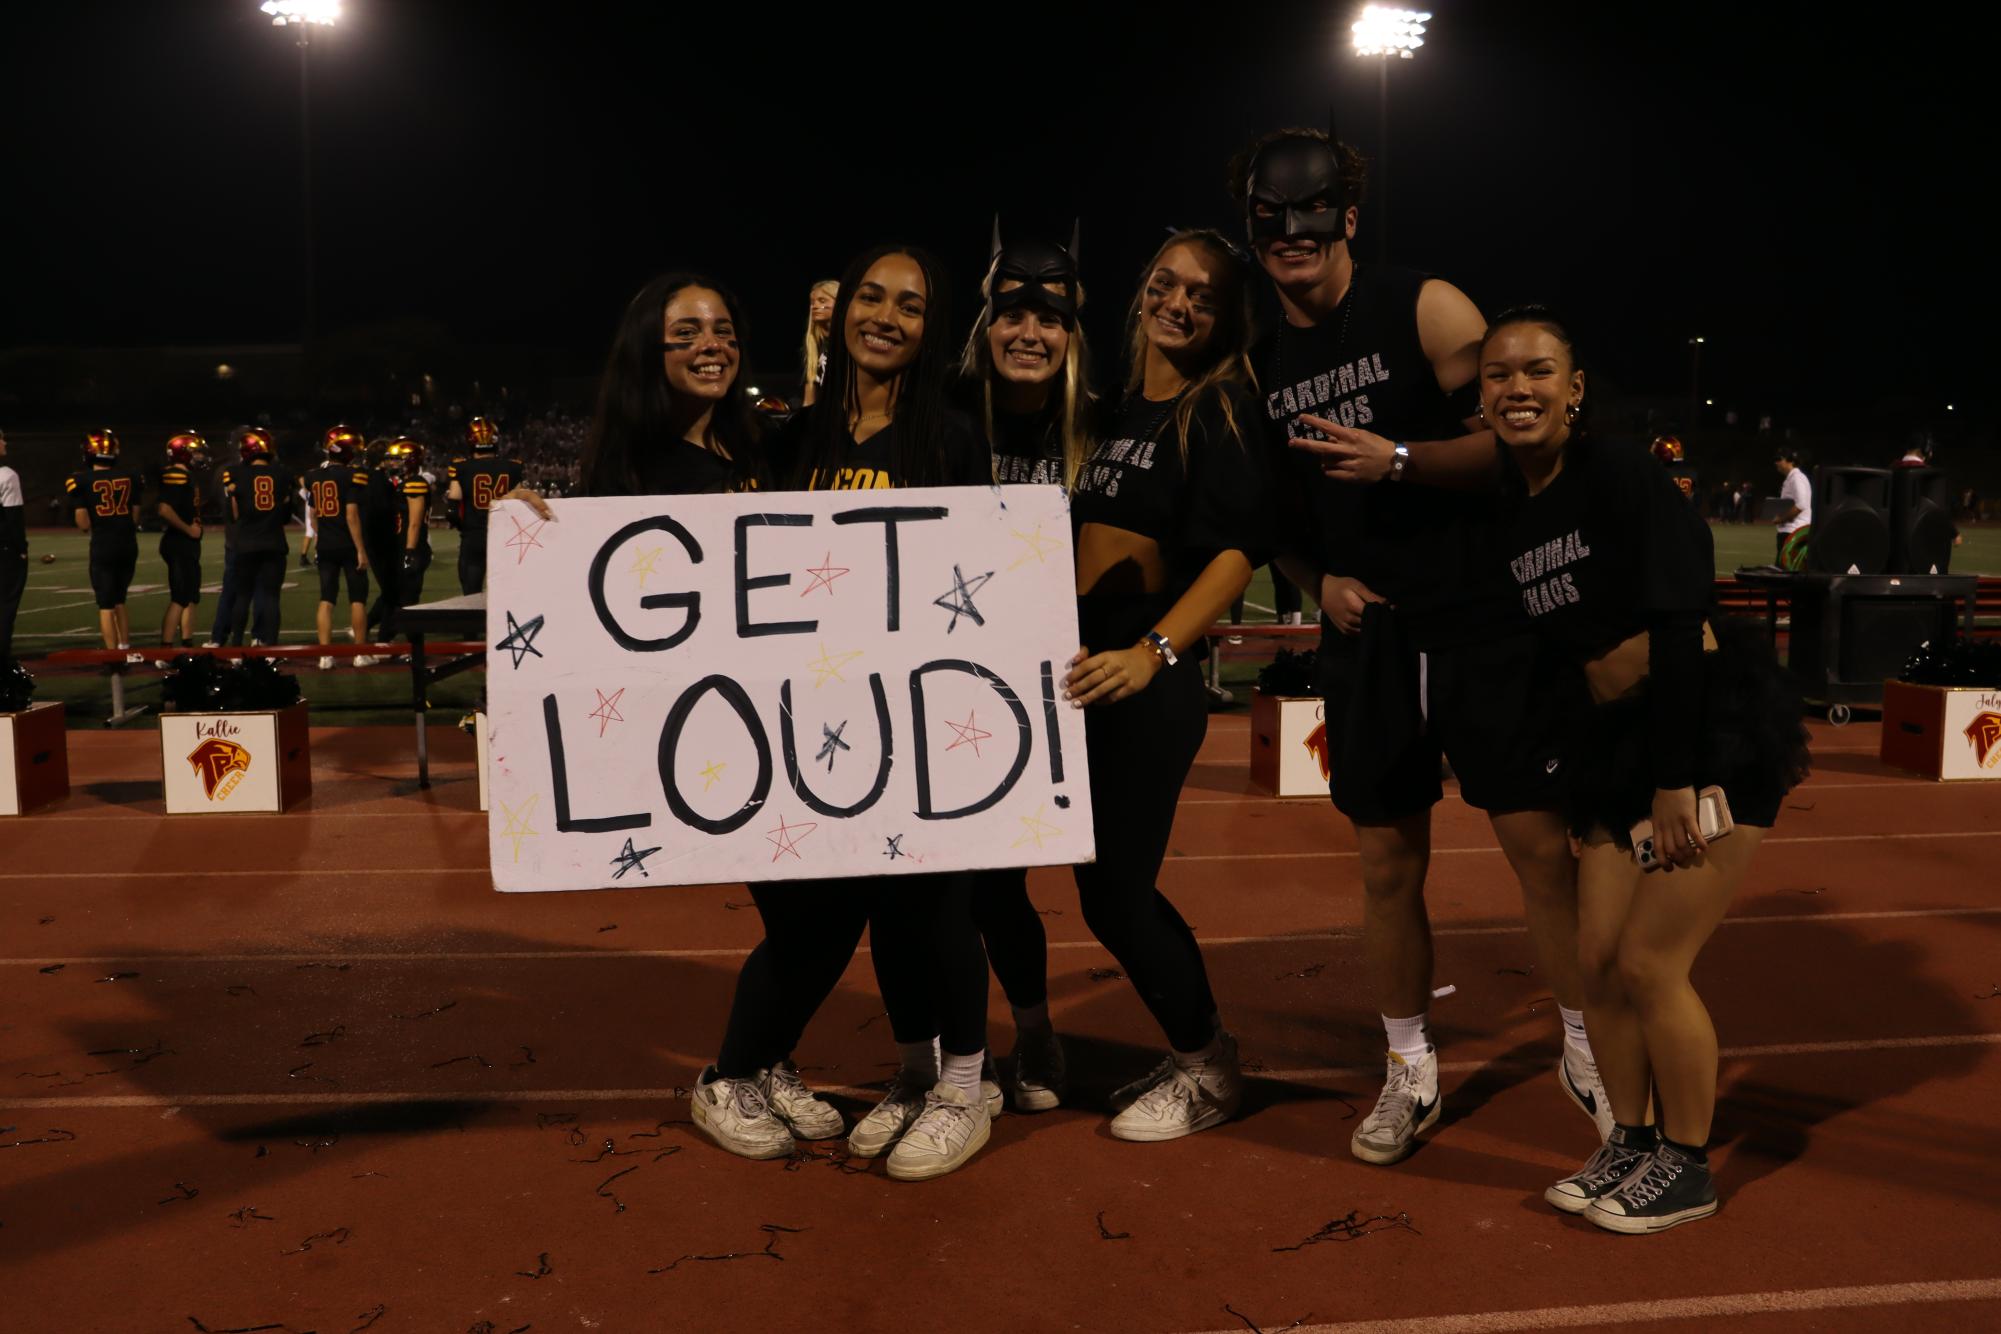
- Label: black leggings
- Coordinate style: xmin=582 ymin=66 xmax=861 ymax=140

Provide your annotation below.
xmin=715 ymin=873 xmax=988 ymax=1079
xmin=0 ymin=550 xmax=24 ymax=662
xmin=1072 ymin=595 xmax=1218 ymax=1053
xmin=234 ymin=550 xmax=286 ymax=645
xmin=973 ymin=868 xmax=1048 ymax=1010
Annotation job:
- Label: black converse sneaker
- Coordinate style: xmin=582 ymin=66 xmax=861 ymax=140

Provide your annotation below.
xmin=1545 ymin=1126 xmax=1656 ymax=1215
xmin=1587 ymin=1142 xmax=1718 ymax=1234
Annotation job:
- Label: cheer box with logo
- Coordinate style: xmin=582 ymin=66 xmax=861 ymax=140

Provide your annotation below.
xmin=160 ymin=703 xmax=313 ymax=813
xmin=1250 ymin=690 xmax=1330 ymax=798
xmin=0 ymin=701 xmax=71 ymax=816
xmin=1879 ymin=681 xmax=2001 ymax=782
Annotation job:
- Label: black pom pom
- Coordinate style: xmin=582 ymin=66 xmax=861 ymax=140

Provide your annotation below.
xmin=160 ymin=655 xmax=229 ymax=713
xmin=1256 ymin=647 xmax=1319 ymax=697
xmin=1900 ymin=636 xmax=2001 ymax=688
xmin=0 ymin=659 xmax=35 ymax=714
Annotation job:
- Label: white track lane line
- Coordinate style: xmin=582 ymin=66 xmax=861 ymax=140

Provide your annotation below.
xmin=1181 ymin=1278 xmax=2001 ymax=1334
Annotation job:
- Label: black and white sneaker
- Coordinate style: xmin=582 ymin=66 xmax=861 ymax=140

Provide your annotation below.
xmin=1587 ymin=1142 xmax=1718 ymax=1234
xmin=1545 ymin=1126 xmax=1655 ymax=1214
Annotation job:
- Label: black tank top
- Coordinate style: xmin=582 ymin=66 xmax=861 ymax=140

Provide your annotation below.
xmin=1252 ymin=264 xmax=1519 ymax=650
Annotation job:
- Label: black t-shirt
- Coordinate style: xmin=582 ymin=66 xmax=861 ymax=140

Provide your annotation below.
xmin=1252 ymin=263 xmax=1516 ymax=650
xmin=1501 ymin=434 xmax=1715 ymax=660
xmin=448 ymin=453 xmax=527 ymax=536
xmin=227 ymin=460 xmax=297 ymax=554
xmin=1071 ymin=383 xmax=1272 ymax=585
xmin=629 ymin=439 xmax=761 ymax=496
xmin=156 ymin=463 xmax=202 ymax=545
xmin=988 ymin=410 xmax=1066 ymax=486
xmin=66 ymin=466 xmax=142 ymax=548
xmin=778 ymin=406 xmax=990 ymax=491
xmin=304 ymin=460 xmax=367 ymax=553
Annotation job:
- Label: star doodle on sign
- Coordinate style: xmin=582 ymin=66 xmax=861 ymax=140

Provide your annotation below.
xmin=932 ymin=564 xmax=996 ymax=633
xmin=498 ymin=794 xmax=541 ymax=863
xmin=1012 ymin=802 xmax=1063 ymax=852
xmin=1007 ymin=522 xmax=1065 ymax=570
xmin=504 ymin=512 xmax=549 ymax=564
xmin=804 ymin=641 xmax=864 ymax=688
xmin=588 ymin=687 xmax=626 ymax=738
xmin=944 ymin=710 xmax=993 ymax=758
xmin=698 ymin=759 xmax=726 ymax=792
xmin=800 ymin=552 xmax=850 ymax=597
xmin=814 ymin=719 xmax=851 ymax=772
xmin=494 ymin=612 xmax=546 ymax=669
xmin=609 ymin=837 xmax=663 ymax=881
xmin=627 ymin=545 xmax=665 ymax=590
xmin=765 ymin=814 xmax=819 ymax=863
xmin=884 ymin=834 xmax=908 ymax=861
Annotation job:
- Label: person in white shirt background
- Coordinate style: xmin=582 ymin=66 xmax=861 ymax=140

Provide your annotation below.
xmin=0 ymin=428 xmax=26 ymax=663
xmin=1772 ymin=447 xmax=1812 ymax=568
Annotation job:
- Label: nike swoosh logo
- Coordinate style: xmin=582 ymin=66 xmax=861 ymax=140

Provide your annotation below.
xmin=1545 ymin=758 xmax=1561 ymax=774
xmin=1564 ymin=1066 xmax=1598 ymax=1115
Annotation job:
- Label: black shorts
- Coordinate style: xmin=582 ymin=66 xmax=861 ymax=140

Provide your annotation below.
xmin=161 ymin=538 xmax=202 ymax=605
xmin=1314 ymin=612 xmax=1584 ymax=824
xmin=317 ymin=548 xmax=368 ymax=605
xmin=90 ymin=543 xmax=139 ymax=610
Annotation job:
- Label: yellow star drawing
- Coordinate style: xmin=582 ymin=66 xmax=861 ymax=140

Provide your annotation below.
xmin=1012 ymin=802 xmax=1063 ymax=851
xmin=628 ymin=545 xmax=665 ymax=590
xmin=498 ymin=794 xmax=540 ymax=864
xmin=1007 ymin=522 xmax=1065 ymax=570
xmin=804 ymin=641 xmax=864 ymax=688
xmin=699 ymin=759 xmax=726 ymax=792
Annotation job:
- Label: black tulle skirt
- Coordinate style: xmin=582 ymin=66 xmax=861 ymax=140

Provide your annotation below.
xmin=1562 ymin=617 xmax=1811 ymax=846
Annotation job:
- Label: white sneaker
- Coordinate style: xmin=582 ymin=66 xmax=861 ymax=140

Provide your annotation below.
xmin=352 ymin=654 xmax=380 ymax=668
xmin=885 ymin=1081 xmax=991 ymax=1182
xmin=690 ymin=1066 xmax=793 ymax=1161
xmin=1559 ymin=1043 xmax=1615 ymax=1143
xmin=763 ymin=1060 xmax=843 ymax=1141
xmin=1109 ymin=1033 xmax=1241 ymax=1142
xmin=847 ymin=1070 xmax=932 ymax=1158
xmin=1009 ymin=1027 xmax=1067 ymax=1113
xmin=317 ymin=655 xmax=334 ymax=671
xmin=1350 ymin=1048 xmax=1442 ymax=1165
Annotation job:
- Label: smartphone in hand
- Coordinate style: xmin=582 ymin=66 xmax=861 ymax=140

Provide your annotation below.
xmin=1631 ymin=786 xmax=1735 ymax=872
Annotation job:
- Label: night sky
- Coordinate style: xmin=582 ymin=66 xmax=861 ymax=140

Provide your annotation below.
xmin=4 ymin=0 xmax=1985 ymax=432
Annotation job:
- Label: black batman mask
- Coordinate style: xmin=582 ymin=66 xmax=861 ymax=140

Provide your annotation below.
xmin=1245 ymin=137 xmax=1347 ymax=244
xmin=989 ymin=219 xmax=1080 ymax=323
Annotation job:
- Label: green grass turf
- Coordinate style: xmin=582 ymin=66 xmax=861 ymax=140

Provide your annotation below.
xmin=16 ymin=521 xmax=1997 ymax=726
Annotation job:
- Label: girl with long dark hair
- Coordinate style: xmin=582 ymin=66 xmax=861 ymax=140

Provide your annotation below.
xmin=1484 ymin=307 xmax=1808 ymax=1232
xmin=1063 ymin=228 xmax=1271 ymax=1141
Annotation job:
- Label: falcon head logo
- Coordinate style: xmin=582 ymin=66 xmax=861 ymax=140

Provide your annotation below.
xmin=188 ymin=737 xmax=252 ymax=801
xmin=1966 ymin=712 xmax=2001 ymax=770
xmin=1302 ymin=720 xmax=1332 ymax=782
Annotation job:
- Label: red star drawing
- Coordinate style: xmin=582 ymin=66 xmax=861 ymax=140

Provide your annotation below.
xmin=588 ymin=687 xmax=626 ymax=738
xmin=505 ymin=513 xmax=549 ymax=564
xmin=944 ymin=711 xmax=992 ymax=758
xmin=800 ymin=552 xmax=850 ymax=597
xmin=765 ymin=814 xmax=819 ymax=863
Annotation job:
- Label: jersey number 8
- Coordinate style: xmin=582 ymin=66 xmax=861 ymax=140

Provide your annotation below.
xmin=252 ymin=473 xmax=277 ymax=510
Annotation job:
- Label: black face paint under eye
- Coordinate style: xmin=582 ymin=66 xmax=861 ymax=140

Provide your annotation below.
xmin=1246 ymin=138 xmax=1346 ymax=244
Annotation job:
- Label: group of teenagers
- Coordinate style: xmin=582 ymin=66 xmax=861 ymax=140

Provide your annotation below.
xmin=57 ymin=418 xmax=522 ymax=666
xmin=495 ymin=123 xmax=1810 ymax=1234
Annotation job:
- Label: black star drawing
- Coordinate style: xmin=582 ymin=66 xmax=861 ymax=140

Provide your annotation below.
xmin=495 ymin=611 xmax=546 ymax=669
xmin=609 ymin=837 xmax=662 ymax=881
xmin=814 ymin=719 xmax=851 ymax=773
xmin=884 ymin=834 xmax=907 ymax=860
xmin=932 ymin=564 xmax=995 ymax=633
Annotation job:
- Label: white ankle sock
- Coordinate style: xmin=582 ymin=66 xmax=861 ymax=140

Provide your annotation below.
xmin=941 ymin=1050 xmax=983 ymax=1100
xmin=898 ymin=1040 xmax=939 ymax=1082
xmin=1383 ymin=1013 xmax=1431 ymax=1064
xmin=1011 ymin=1001 xmax=1051 ymax=1033
xmin=1173 ymin=1029 xmax=1226 ymax=1069
xmin=1558 ymin=1005 xmax=1592 ymax=1057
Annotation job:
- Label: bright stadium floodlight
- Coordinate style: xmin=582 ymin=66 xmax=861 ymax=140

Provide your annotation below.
xmin=261 ymin=0 xmax=340 ymax=27
xmin=1352 ymin=5 xmax=1430 ymax=58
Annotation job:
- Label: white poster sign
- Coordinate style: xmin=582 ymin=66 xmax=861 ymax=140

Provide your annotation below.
xmin=484 ymin=486 xmax=1094 ymax=891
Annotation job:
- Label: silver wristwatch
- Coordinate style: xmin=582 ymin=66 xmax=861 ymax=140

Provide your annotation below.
xmin=1143 ymin=632 xmax=1178 ymax=666
xmin=1388 ymin=442 xmax=1412 ymax=483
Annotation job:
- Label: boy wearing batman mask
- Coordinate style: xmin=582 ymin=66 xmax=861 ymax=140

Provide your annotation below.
xmin=1229 ymin=125 xmax=1604 ymax=1166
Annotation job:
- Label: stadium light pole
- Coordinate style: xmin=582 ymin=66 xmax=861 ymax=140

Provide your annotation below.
xmin=1351 ymin=6 xmax=1430 ymax=263
xmin=1688 ymin=335 xmax=1705 ymax=427
xmin=261 ymin=1 xmax=340 ymax=347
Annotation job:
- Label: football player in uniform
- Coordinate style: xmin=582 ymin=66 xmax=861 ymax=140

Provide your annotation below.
xmin=206 ymin=427 xmax=266 ymax=649
xmin=226 ymin=426 xmax=299 ymax=647
xmin=155 ymin=431 xmax=208 ymax=654
xmin=307 ymin=425 xmax=372 ymax=669
xmin=386 ymin=437 xmax=432 ymax=613
xmin=360 ymin=436 xmax=402 ymax=638
xmin=444 ymin=416 xmax=521 ymax=595
xmin=66 ymin=429 xmax=143 ymax=656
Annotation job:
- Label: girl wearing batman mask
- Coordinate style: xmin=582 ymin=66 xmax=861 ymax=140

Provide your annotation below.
xmin=951 ymin=223 xmax=1099 ymax=1113
xmin=1061 ymin=228 xmax=1273 ymax=1141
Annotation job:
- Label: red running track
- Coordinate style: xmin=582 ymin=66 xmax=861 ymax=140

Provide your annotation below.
xmin=2 ymin=717 xmax=1999 ymax=1333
